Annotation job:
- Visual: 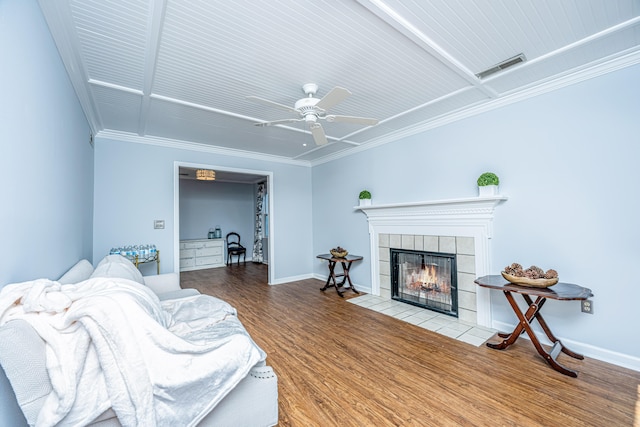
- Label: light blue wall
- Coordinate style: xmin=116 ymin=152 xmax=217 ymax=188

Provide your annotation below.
xmin=0 ymin=0 xmax=93 ymax=424
xmin=312 ymin=63 xmax=640 ymax=364
xmin=179 ymin=180 xmax=255 ymax=257
xmin=93 ymin=138 xmax=312 ymax=280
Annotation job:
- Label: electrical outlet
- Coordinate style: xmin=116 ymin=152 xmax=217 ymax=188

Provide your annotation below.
xmin=581 ymin=299 xmax=593 ymax=314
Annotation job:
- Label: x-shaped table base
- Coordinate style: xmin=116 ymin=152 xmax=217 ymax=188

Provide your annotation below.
xmin=488 ymin=291 xmax=583 ymax=377
xmin=317 ymin=254 xmax=363 ymax=297
xmin=475 ymin=275 xmax=593 ymax=378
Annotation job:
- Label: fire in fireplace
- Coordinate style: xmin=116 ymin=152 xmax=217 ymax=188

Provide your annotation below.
xmin=390 ymin=249 xmax=457 ymax=317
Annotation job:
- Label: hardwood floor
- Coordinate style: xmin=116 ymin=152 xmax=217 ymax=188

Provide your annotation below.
xmin=181 ymin=263 xmax=639 ymax=427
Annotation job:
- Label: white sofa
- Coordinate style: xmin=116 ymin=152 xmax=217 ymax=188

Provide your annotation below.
xmin=0 ymin=255 xmax=278 ymax=426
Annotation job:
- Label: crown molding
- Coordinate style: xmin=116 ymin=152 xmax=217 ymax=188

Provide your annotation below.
xmin=310 ymin=50 xmax=640 ymax=166
xmin=96 ymin=130 xmax=312 ymax=167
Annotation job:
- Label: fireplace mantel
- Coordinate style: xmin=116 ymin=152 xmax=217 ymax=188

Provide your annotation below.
xmin=355 ymin=195 xmax=507 ymax=327
xmin=355 ymin=196 xmax=507 ymax=220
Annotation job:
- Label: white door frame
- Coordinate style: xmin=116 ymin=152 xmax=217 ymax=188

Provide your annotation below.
xmin=173 ymin=161 xmax=275 ymax=284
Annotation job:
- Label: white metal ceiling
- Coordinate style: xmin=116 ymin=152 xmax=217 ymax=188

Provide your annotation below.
xmin=38 ymin=0 xmax=640 ymax=163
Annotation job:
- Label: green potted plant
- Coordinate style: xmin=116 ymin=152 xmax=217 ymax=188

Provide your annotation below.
xmin=358 ymin=190 xmax=372 ymax=206
xmin=477 ymin=172 xmax=499 ymax=197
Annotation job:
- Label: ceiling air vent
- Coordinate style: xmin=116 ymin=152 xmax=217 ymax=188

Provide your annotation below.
xmin=476 ymin=53 xmax=526 ymax=79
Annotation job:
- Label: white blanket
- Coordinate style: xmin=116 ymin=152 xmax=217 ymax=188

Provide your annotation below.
xmin=0 ymin=277 xmax=265 ymax=427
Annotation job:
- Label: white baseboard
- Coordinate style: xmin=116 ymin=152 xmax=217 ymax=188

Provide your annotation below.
xmin=492 ymin=320 xmax=640 ymax=373
xmin=270 ymin=273 xmax=315 ymax=285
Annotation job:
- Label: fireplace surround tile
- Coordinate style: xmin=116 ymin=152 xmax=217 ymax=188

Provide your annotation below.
xmin=424 ymin=236 xmax=438 ymax=251
xmin=458 ymin=289 xmax=477 ymax=312
xmin=458 ymin=308 xmax=477 ymax=324
xmin=457 ymin=272 xmax=477 ymax=293
xmin=457 ymin=254 xmax=476 ymax=274
xmin=456 ymin=236 xmax=475 ymax=255
xmin=439 ymin=236 xmax=456 ymax=253
xmin=379 ymin=246 xmax=389 ymax=262
xmin=379 ymin=259 xmax=390 ymax=276
xmin=401 ymin=234 xmax=414 ymax=249
xmin=414 ymin=236 xmax=424 ymax=250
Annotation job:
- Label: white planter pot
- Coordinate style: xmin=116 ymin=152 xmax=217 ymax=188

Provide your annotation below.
xmin=478 ymin=185 xmax=499 ymax=197
xmin=359 ymin=198 xmax=372 ymax=206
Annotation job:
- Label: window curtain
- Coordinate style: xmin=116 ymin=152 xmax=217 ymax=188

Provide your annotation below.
xmin=252 ymin=182 xmax=266 ymax=263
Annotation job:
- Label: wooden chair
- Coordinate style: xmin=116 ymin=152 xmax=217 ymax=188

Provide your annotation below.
xmin=226 ymin=232 xmax=247 ymax=265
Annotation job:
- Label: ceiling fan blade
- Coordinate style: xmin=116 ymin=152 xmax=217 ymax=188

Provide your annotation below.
xmin=254 ymin=118 xmax=302 ymax=127
xmin=310 ymin=123 xmax=328 ymax=145
xmin=246 ymin=96 xmax=298 ymax=114
xmin=315 ymin=86 xmax=351 ymax=111
xmin=325 ymin=115 xmax=379 ymax=126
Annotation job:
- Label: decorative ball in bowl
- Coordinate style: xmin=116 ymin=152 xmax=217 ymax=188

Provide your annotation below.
xmin=501 ymin=272 xmax=558 ymax=288
xmin=501 ymin=263 xmax=559 ymax=288
xmin=330 ymin=247 xmax=348 ymax=258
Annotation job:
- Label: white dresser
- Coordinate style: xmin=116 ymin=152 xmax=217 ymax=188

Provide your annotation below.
xmin=179 ymin=239 xmax=225 ymax=271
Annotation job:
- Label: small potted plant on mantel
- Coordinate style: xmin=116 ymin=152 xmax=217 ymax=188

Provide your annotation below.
xmin=359 ymin=190 xmax=372 ymax=206
xmin=477 ymin=172 xmax=499 ymax=197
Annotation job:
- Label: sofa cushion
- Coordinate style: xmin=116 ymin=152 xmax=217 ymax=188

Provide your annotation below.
xmin=90 ymin=255 xmax=144 ymax=285
xmin=58 ymin=259 xmax=95 ymax=284
xmin=0 ymin=320 xmax=52 ymax=425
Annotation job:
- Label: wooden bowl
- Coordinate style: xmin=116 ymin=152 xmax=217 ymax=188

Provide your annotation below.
xmin=330 ymin=249 xmax=348 ymax=258
xmin=501 ymin=271 xmax=558 ymax=288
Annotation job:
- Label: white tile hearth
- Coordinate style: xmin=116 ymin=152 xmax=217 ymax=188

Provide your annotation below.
xmin=348 ymin=294 xmax=497 ymax=347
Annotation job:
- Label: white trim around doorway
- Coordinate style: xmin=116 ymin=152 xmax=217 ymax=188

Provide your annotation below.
xmin=173 ymin=161 xmax=275 ymax=285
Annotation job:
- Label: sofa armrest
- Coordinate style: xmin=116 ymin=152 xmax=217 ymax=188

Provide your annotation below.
xmin=197 ymin=364 xmax=278 ymax=427
xmin=143 ymin=272 xmax=181 ymax=295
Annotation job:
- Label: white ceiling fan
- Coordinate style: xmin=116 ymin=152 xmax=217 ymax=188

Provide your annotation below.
xmin=247 ymin=83 xmax=378 ymax=146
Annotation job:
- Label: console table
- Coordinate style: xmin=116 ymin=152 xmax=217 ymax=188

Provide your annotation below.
xmin=475 ymin=275 xmax=593 ymax=377
xmin=317 ymin=254 xmax=363 ymax=297
xmin=124 ymin=251 xmax=160 ymax=275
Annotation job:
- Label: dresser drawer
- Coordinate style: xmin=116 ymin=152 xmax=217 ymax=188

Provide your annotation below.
xmin=202 ymin=240 xmax=223 ymax=248
xmin=182 ymin=241 xmax=204 ymax=249
xmin=195 ymin=255 xmax=223 ymax=266
xmin=180 ymin=258 xmax=195 ymax=268
xmin=196 ymin=246 xmax=222 ymax=257
xmin=180 ymin=248 xmax=196 ymax=259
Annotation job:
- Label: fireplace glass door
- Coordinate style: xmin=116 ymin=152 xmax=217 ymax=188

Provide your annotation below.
xmin=391 ymin=249 xmax=457 ymax=317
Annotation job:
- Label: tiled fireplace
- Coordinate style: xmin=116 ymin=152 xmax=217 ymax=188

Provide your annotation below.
xmin=381 ymin=233 xmax=475 ymax=322
xmin=390 ymin=248 xmax=458 ymax=316
xmin=357 ymin=196 xmax=507 ymax=328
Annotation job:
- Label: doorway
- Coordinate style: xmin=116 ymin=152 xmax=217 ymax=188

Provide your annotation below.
xmin=173 ymin=162 xmax=275 ymax=284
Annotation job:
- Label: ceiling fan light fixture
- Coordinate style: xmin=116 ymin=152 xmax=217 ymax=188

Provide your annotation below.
xmin=196 ymin=169 xmax=216 ymax=180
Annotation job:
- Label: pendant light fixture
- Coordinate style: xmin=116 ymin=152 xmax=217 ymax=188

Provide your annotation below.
xmin=196 ymin=169 xmax=215 ymax=180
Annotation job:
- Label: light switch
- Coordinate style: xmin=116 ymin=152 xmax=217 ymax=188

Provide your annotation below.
xmin=154 ymin=220 xmax=165 ymax=229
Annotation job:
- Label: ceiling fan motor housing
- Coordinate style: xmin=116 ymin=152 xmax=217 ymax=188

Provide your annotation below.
xmin=295 ymin=97 xmax=322 ymax=122
xmin=294 ymin=97 xmax=320 ymax=111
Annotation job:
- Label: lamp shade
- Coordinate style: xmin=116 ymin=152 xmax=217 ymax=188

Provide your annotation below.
xmin=196 ymin=169 xmax=215 ymax=180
